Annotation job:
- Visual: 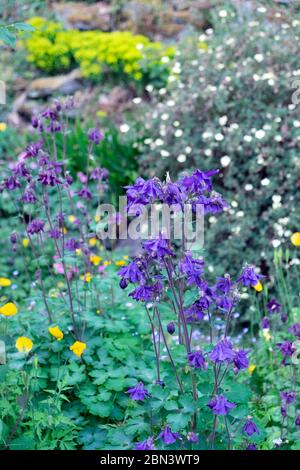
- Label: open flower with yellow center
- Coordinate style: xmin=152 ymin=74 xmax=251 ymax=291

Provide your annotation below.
xmin=0 ymin=302 xmax=18 ymax=316
xmin=253 ymin=281 xmax=263 ymax=292
xmin=81 ymin=272 xmax=92 ymax=283
xmin=0 ymin=277 xmax=12 ymax=287
xmin=70 ymin=340 xmax=86 ymax=357
xmin=291 ymin=232 xmax=300 ymax=247
xmin=16 ymin=336 xmax=33 ymax=353
xmin=48 ymin=325 xmax=64 ymax=341
xmin=0 ymin=123 xmax=7 ymax=132
xmin=22 ymin=238 xmax=30 ymax=248
xmin=248 ymin=364 xmax=256 ymax=375
xmin=89 ymin=237 xmax=97 ymax=247
xmin=90 ymin=254 xmax=102 ymax=266
xmin=115 ymin=260 xmax=126 ymax=267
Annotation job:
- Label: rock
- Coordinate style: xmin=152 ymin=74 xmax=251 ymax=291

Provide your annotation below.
xmin=98 ymin=87 xmax=133 ymax=121
xmin=27 ymin=69 xmax=82 ymax=99
xmin=52 ymin=1 xmax=112 ymax=31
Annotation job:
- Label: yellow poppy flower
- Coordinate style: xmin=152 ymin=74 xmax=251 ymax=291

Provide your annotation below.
xmin=0 ymin=123 xmax=7 ymax=132
xmin=291 ymin=232 xmax=300 ymax=247
xmin=23 ymin=238 xmax=30 ymax=248
xmin=89 ymin=237 xmax=97 ymax=247
xmin=90 ymin=254 xmax=102 ymax=266
xmin=0 ymin=302 xmax=18 ymax=316
xmin=48 ymin=325 xmax=64 ymax=341
xmin=16 ymin=336 xmax=33 ymax=353
xmin=115 ymin=260 xmax=126 ymax=267
xmin=0 ymin=277 xmax=12 ymax=287
xmin=253 ymin=281 xmax=263 ymax=292
xmin=70 ymin=340 xmax=86 ymax=357
xmin=248 ymin=364 xmax=256 ymax=375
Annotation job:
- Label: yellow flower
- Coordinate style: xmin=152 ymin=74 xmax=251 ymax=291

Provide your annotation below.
xmin=253 ymin=281 xmax=263 ymax=292
xmin=248 ymin=364 xmax=256 ymax=375
xmin=90 ymin=254 xmax=102 ymax=266
xmin=103 ymin=261 xmax=111 ymax=266
xmin=89 ymin=237 xmax=97 ymax=247
xmin=0 ymin=277 xmax=12 ymax=287
xmin=48 ymin=325 xmax=64 ymax=341
xmin=76 ymin=248 xmax=82 ymax=256
xmin=0 ymin=302 xmax=18 ymax=316
xmin=262 ymin=328 xmax=272 ymax=342
xmin=63 ymin=227 xmax=68 ymax=235
xmin=23 ymin=238 xmax=30 ymax=248
xmin=16 ymin=336 xmax=33 ymax=353
xmin=94 ymin=214 xmax=101 ymax=223
xmin=123 ymin=255 xmax=129 ymax=260
xmin=115 ymin=260 xmax=126 ymax=266
xmin=70 ymin=340 xmax=86 ymax=357
xmin=0 ymin=123 xmax=7 ymax=132
xmin=291 ymin=232 xmax=300 ymax=247
xmin=68 ymin=215 xmax=76 ymax=224
xmin=81 ymin=272 xmax=92 ymax=283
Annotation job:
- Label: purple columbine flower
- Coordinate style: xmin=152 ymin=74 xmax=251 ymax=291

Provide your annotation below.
xmin=277 ymin=341 xmax=296 ymax=358
xmin=23 ymin=140 xmax=43 ymax=159
xmin=179 ymin=252 xmax=205 ymax=287
xmin=77 ymin=187 xmax=92 ymax=200
xmin=196 ymin=192 xmax=228 ymax=214
xmin=140 ymin=178 xmax=163 ymax=201
xmin=243 ymin=419 xmax=259 ymax=436
xmin=281 ymin=406 xmax=287 ymax=417
xmin=90 ymin=167 xmax=109 ymax=181
xmin=215 ymin=275 xmax=232 ymax=294
xmin=143 ymin=233 xmax=173 ymax=259
xmin=208 ymin=395 xmax=236 ymax=415
xmin=184 ymin=296 xmax=210 ymax=323
xmin=295 ymin=416 xmax=300 ymax=426
xmin=88 ymin=128 xmax=103 ymax=144
xmin=129 ymin=282 xmax=162 ymax=302
xmin=48 ymin=228 xmax=61 ymax=240
xmin=21 ymin=190 xmax=37 ymax=204
xmin=281 ymin=313 xmax=288 ymax=323
xmin=209 ymin=339 xmax=235 ymax=363
xmin=233 ymin=349 xmax=249 ymax=370
xmin=163 ymin=182 xmax=184 ymax=206
xmin=237 ymin=265 xmax=263 ymax=287
xmin=118 ymin=260 xmax=145 ymax=287
xmin=13 ymin=162 xmax=29 ymax=178
xmin=157 ymin=426 xmax=181 ymax=445
xmin=267 ymin=298 xmax=281 ymax=314
xmin=4 ymin=176 xmax=21 ymax=190
xmin=127 ymin=382 xmax=150 ymax=401
xmin=281 ymin=391 xmax=296 ymax=404
xmin=65 ymin=238 xmax=81 ymax=252
xmin=135 ymin=437 xmax=155 ymax=450
xmin=180 ymin=169 xmax=219 ymax=194
xmin=188 ymin=350 xmax=207 ymax=369
xmin=27 ymin=218 xmax=45 ymax=235
xmin=187 ymin=432 xmax=199 ymax=444
xmin=38 ymin=165 xmax=62 ymax=186
xmin=167 ymin=322 xmax=175 ymax=335
xmin=261 ymin=317 xmax=270 ymax=329
xmin=246 ymin=444 xmax=257 ymax=450
xmin=288 ymin=323 xmax=300 ymax=340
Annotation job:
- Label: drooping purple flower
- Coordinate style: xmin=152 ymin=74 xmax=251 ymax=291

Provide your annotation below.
xmin=295 ymin=416 xmax=300 ymax=426
xmin=281 ymin=406 xmax=287 ymax=417
xmin=77 ymin=187 xmax=92 ymax=200
xmin=288 ymin=323 xmax=300 ymax=340
xmin=246 ymin=444 xmax=257 ymax=450
xmin=261 ymin=317 xmax=270 ymax=329
xmin=13 ymin=162 xmax=29 ymax=178
xmin=216 ymin=295 xmax=234 ymax=313
xmin=135 ymin=437 xmax=156 ymax=450
xmin=56 ymin=212 xmax=65 ymax=227
xmin=163 ymin=182 xmax=185 ymax=206
xmin=208 ymin=395 xmax=236 ymax=415
xmin=23 ymin=140 xmax=43 ymax=159
xmin=129 ymin=282 xmax=162 ymax=302
xmin=90 ymin=167 xmax=109 ymax=181
xmin=233 ymin=349 xmax=249 ymax=370
xmin=209 ymin=339 xmax=235 ymax=363
xmin=187 ymin=432 xmax=199 ymax=444
xmin=180 ymin=169 xmax=219 ymax=194
xmin=179 ymin=252 xmax=205 ymax=287
xmin=267 ymin=298 xmax=281 ymax=314
xmin=65 ymin=238 xmax=81 ymax=252
xmin=196 ymin=192 xmax=228 ymax=214
xmin=143 ymin=233 xmax=173 ymax=259
xmin=188 ymin=350 xmax=207 ymax=369
xmin=237 ymin=265 xmax=263 ymax=287
xmin=167 ymin=322 xmax=175 ymax=335
xmin=10 ymin=232 xmax=18 ymax=245
xmin=27 ymin=218 xmax=45 ymax=235
xmin=88 ymin=128 xmax=103 ymax=144
xmin=215 ymin=275 xmax=232 ymax=294
xmin=243 ymin=419 xmax=259 ymax=437
xmin=4 ymin=176 xmax=21 ymax=190
xmin=20 ymin=189 xmax=37 ymax=204
xmin=158 ymin=426 xmax=181 ymax=445
xmin=281 ymin=313 xmax=288 ymax=323
xmin=42 ymin=108 xmax=57 ymax=121
xmin=38 ymin=162 xmax=62 ymax=186
xmin=48 ymin=228 xmax=61 ymax=240
xmin=281 ymin=391 xmax=296 ymax=404
xmin=277 ymin=341 xmax=296 ymax=358
xmin=127 ymin=382 xmax=150 ymax=401
xmin=140 ymin=178 xmax=163 ymax=201
xmin=45 ymin=120 xmax=61 ymax=133
xmin=118 ymin=259 xmax=145 ymax=287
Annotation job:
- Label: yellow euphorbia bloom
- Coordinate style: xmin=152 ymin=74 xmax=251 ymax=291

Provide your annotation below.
xmin=0 ymin=123 xmax=7 ymax=132
xmin=262 ymin=328 xmax=272 ymax=342
xmin=23 ymin=238 xmax=30 ymax=248
xmin=115 ymin=260 xmax=126 ymax=267
xmin=89 ymin=237 xmax=97 ymax=247
xmin=16 ymin=336 xmax=33 ymax=353
xmin=248 ymin=364 xmax=256 ymax=375
xmin=0 ymin=277 xmax=12 ymax=287
xmin=291 ymin=232 xmax=300 ymax=247
xmin=90 ymin=254 xmax=102 ymax=266
xmin=48 ymin=325 xmax=64 ymax=341
xmin=70 ymin=340 xmax=86 ymax=357
xmin=0 ymin=302 xmax=18 ymax=316
xmin=253 ymin=281 xmax=263 ymax=292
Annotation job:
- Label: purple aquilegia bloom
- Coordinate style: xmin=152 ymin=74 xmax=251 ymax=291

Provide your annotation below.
xmin=277 ymin=341 xmax=296 ymax=358
xmin=4 ymin=176 xmax=20 ymax=190
xmin=237 ymin=266 xmax=263 ymax=287
xmin=158 ymin=426 xmax=181 ymax=445
xmin=208 ymin=395 xmax=236 ymax=415
xmin=90 ymin=167 xmax=109 ymax=181
xmin=65 ymin=238 xmax=81 ymax=252
xmin=27 ymin=218 xmax=45 ymax=235
xmin=196 ymin=192 xmax=228 ymax=214
xmin=21 ymin=189 xmax=37 ymax=204
xmin=288 ymin=323 xmax=300 ymax=340
xmin=135 ymin=437 xmax=155 ymax=450
xmin=143 ymin=233 xmax=173 ymax=259
xmin=281 ymin=391 xmax=296 ymax=404
xmin=129 ymin=282 xmax=162 ymax=302
xmin=163 ymin=182 xmax=185 ymax=206
xmin=179 ymin=252 xmax=205 ymax=287
xmin=180 ymin=169 xmax=219 ymax=194
xmin=140 ymin=178 xmax=163 ymax=201
xmin=184 ymin=297 xmax=209 ymax=323
xmin=261 ymin=317 xmax=270 ymax=329
xmin=215 ymin=275 xmax=232 ymax=294
xmin=13 ymin=162 xmax=29 ymax=178
xmin=187 ymin=432 xmax=199 ymax=444
xmin=209 ymin=339 xmax=235 ymax=363
xmin=48 ymin=228 xmax=61 ymax=240
xmin=23 ymin=140 xmax=43 ymax=159
xmin=167 ymin=322 xmax=175 ymax=335
xmin=243 ymin=419 xmax=259 ymax=437
xmin=233 ymin=349 xmax=249 ymax=370
xmin=127 ymin=382 xmax=150 ymax=401
xmin=267 ymin=298 xmax=281 ymax=314
xmin=246 ymin=444 xmax=257 ymax=450
xmin=188 ymin=351 xmax=206 ymax=369
xmin=88 ymin=128 xmax=103 ymax=144
xmin=295 ymin=416 xmax=300 ymax=426
xmin=77 ymin=187 xmax=92 ymax=200
xmin=118 ymin=260 xmax=145 ymax=288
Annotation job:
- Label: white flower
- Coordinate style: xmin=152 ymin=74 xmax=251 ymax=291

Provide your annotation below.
xmin=120 ymin=124 xmax=130 ymax=133
xmin=255 ymin=129 xmax=266 ymax=139
xmin=174 ymin=129 xmax=183 ymax=137
xmin=219 ymin=10 xmax=228 ymax=18
xmin=243 ymin=135 xmax=252 ymax=143
xmin=220 ymin=155 xmax=231 ymax=167
xmin=261 ymin=178 xmax=270 ymax=186
xmin=160 ymin=150 xmax=170 ymax=158
xmin=132 ymin=97 xmax=142 ymax=104
xmin=177 ymin=154 xmax=186 ymax=163
xmin=245 ymin=184 xmax=253 ymax=191
xmin=161 ymin=113 xmax=169 ymax=121
xmin=155 ymin=138 xmax=164 ymax=146
xmin=254 ymin=54 xmax=264 ymax=63
xmin=215 ymin=133 xmax=224 ymax=141
xmin=219 ymin=115 xmax=228 ymax=126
